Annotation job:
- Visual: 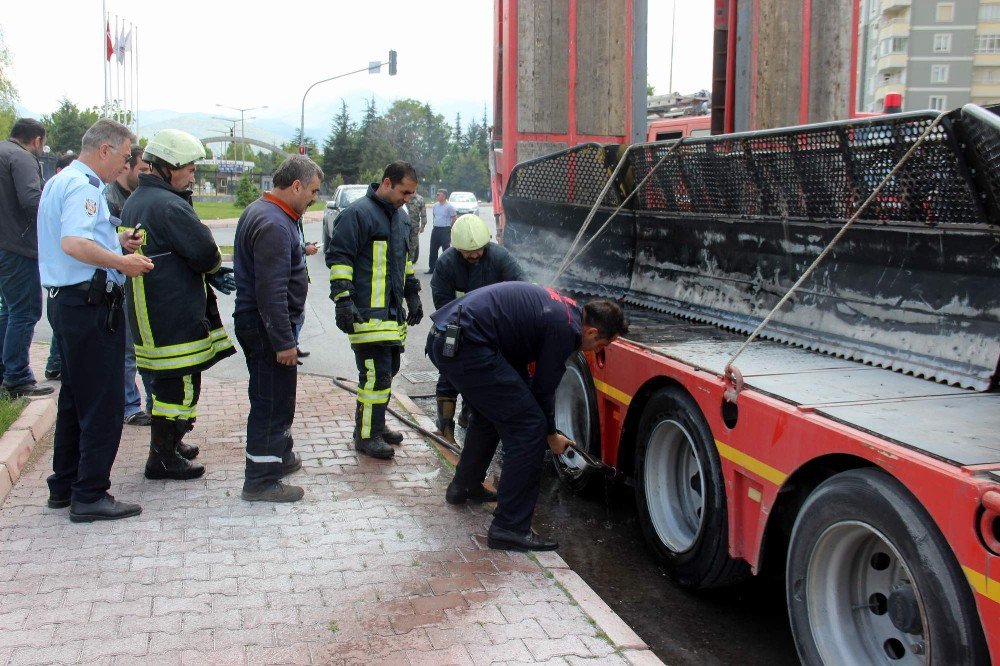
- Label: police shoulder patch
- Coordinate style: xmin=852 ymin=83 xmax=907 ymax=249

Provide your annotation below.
xmin=85 ymin=199 xmax=98 ymax=216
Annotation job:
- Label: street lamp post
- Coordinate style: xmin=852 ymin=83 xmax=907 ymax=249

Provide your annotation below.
xmin=299 ymin=50 xmax=397 ymax=155
xmin=216 ymin=103 xmax=267 ymax=169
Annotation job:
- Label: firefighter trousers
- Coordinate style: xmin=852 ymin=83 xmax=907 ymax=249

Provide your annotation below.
xmin=151 ymin=373 xmax=201 ymax=422
xmin=427 ymin=330 xmax=548 ymax=533
xmin=353 ymin=344 xmax=401 ymax=440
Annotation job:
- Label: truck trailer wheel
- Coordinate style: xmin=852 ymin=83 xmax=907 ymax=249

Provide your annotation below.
xmin=634 ymin=387 xmax=749 ymax=588
xmin=787 ymin=468 xmax=989 ymax=666
xmin=553 ymin=352 xmax=602 ymax=494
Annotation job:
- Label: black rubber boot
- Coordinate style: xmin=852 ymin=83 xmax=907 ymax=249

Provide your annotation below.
xmin=436 ymin=396 xmax=457 ymax=445
xmin=145 ymin=417 xmax=205 ymax=480
xmin=354 ymin=433 xmax=395 ymax=460
xmin=457 ymin=402 xmax=470 ymax=429
xmin=382 ymin=427 xmax=404 ymax=445
xmin=175 ymin=418 xmax=199 ymax=460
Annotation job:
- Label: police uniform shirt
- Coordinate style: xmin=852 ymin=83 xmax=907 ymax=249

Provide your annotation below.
xmin=37 ymin=160 xmax=125 ymax=288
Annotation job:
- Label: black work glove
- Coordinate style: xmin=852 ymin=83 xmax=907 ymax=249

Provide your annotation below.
xmin=405 ymin=292 xmax=423 ymax=326
xmin=207 ymin=267 xmax=236 ymax=295
xmin=335 ymin=298 xmax=363 ymax=334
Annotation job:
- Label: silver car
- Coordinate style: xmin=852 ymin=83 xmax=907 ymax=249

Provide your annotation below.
xmin=448 ymin=191 xmax=480 ymax=217
xmin=322 ymin=184 xmax=368 ymax=247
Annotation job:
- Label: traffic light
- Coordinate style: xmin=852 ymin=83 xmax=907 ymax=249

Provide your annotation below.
xmin=388 ymin=50 xmax=397 ymax=76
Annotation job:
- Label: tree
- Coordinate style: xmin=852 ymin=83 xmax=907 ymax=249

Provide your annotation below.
xmin=235 ymin=173 xmax=260 ymax=208
xmin=647 ymin=81 xmax=656 ymax=96
xmin=0 ymin=28 xmax=17 ymax=140
xmin=322 ymin=100 xmax=359 ymax=183
xmin=286 ymin=129 xmax=320 ymax=162
xmin=41 ymin=99 xmax=100 ymax=154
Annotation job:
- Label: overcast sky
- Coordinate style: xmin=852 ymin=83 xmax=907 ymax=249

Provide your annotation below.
xmin=2 ymin=1 xmax=713 ymax=121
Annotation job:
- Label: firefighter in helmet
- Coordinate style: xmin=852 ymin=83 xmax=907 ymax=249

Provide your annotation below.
xmin=429 ymin=214 xmax=525 ymax=444
xmin=120 ymin=129 xmax=236 ymax=481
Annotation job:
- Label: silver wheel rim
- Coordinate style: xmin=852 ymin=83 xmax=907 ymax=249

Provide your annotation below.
xmin=644 ymin=419 xmax=704 ymax=553
xmin=554 ymin=364 xmax=591 ymax=453
xmin=806 ymin=521 xmax=929 ymax=664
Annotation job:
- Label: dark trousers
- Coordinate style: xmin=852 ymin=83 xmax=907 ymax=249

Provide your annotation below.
xmin=427 ymin=226 xmax=451 ymax=273
xmin=47 ymin=289 xmax=125 ymax=503
xmin=353 ymin=344 xmax=400 ymax=440
xmin=427 ymin=331 xmax=548 ymax=533
xmin=0 ymin=249 xmax=42 ymax=386
xmin=150 ymin=373 xmax=201 ymax=421
xmin=235 ymin=312 xmax=297 ymax=488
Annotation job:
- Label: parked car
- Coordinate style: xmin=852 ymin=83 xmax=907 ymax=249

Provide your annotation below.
xmin=322 ymin=184 xmax=368 ymax=247
xmin=448 ymin=191 xmax=480 ymax=217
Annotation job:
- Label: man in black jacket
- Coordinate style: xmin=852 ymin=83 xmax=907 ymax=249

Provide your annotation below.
xmin=234 ymin=155 xmax=323 ymax=502
xmin=326 ymin=161 xmax=423 ymax=460
xmin=427 ymin=283 xmax=627 ymax=551
xmin=429 ymin=214 xmax=525 ymax=443
xmin=0 ymin=118 xmax=53 ymax=397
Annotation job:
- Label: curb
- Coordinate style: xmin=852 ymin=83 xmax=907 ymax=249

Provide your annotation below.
xmin=0 ymin=396 xmax=56 ymax=504
xmin=393 ymin=387 xmax=664 ymax=665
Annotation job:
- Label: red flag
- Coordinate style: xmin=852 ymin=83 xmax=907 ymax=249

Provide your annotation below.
xmin=105 ymin=20 xmax=114 ymax=61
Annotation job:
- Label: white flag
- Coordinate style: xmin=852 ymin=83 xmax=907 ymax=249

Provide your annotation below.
xmin=116 ymin=27 xmax=132 ymax=65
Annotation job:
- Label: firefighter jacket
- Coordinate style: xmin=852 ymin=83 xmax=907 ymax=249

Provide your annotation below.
xmin=430 ymin=243 xmax=526 ymax=310
xmin=325 ymin=184 xmax=420 ymax=346
xmin=120 ymin=173 xmax=235 ymax=376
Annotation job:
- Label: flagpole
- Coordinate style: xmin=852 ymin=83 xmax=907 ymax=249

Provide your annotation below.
xmin=102 ymin=1 xmax=108 ymax=116
xmin=134 ymin=26 xmax=140 ymax=135
xmin=115 ymin=15 xmax=121 ymax=122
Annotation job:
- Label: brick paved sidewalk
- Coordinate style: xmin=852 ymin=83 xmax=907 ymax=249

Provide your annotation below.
xmin=0 ymin=351 xmax=657 ymax=665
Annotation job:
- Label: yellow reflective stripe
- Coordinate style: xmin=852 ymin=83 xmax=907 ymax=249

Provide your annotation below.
xmin=207 ymin=255 xmax=222 ymax=274
xmin=364 ymin=359 xmax=376 ymax=392
xmin=334 ymin=290 xmax=350 ymax=299
xmin=594 ymin=378 xmax=631 ymax=406
xmin=349 ymin=330 xmax=404 ymax=344
xmin=715 ymin=440 xmax=789 ymax=486
xmin=963 ymin=566 xmax=1000 ymax=605
xmin=329 ymin=264 xmax=354 ymax=281
xmin=357 ymin=388 xmax=390 ymax=404
xmin=135 ymin=337 xmax=212 ymax=359
xmin=455 ymin=291 xmax=466 ymax=298
xmin=371 ymin=241 xmax=387 ymax=308
xmin=183 ymin=375 xmax=194 ymax=409
xmin=132 ymin=272 xmax=155 ymax=348
xmin=360 ymin=357 xmax=377 ymax=439
xmin=405 ymin=255 xmax=414 ymax=277
xmin=137 ymin=347 xmax=219 ymax=371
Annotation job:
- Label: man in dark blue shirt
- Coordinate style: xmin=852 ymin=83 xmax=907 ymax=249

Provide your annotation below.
xmin=233 ymin=156 xmax=323 ymax=503
xmin=427 ymin=282 xmax=628 ymax=551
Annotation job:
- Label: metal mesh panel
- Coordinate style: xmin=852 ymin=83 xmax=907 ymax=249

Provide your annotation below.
xmin=505 ymin=143 xmax=626 ymax=208
xmin=958 ymin=105 xmax=1000 ymax=226
xmin=629 ymin=114 xmax=985 ymax=226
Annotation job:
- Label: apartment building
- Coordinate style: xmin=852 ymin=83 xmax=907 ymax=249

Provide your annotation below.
xmin=858 ymin=0 xmax=1000 ymax=112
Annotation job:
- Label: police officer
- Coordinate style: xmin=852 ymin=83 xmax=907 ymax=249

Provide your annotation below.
xmin=37 ymin=118 xmax=153 ymax=522
xmin=403 ymin=190 xmax=425 ymax=264
xmin=120 ymin=129 xmax=236 ymax=481
xmin=430 ymin=214 xmax=525 ymax=444
xmin=427 ymin=282 xmax=628 ymax=551
xmin=326 ymin=161 xmax=423 ymax=460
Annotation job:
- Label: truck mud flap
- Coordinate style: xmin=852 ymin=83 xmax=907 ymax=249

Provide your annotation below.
xmin=503 ymin=109 xmax=1000 ymax=391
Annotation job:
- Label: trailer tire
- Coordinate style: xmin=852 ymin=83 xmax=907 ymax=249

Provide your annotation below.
xmin=787 ymin=468 xmax=989 ymax=666
xmin=634 ymin=386 xmax=749 ymax=589
xmin=552 ymin=352 xmax=602 ymax=494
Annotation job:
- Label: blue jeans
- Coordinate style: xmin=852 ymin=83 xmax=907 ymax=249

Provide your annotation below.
xmin=123 ymin=311 xmax=152 ymax=416
xmin=0 ymin=249 xmax=42 ymax=387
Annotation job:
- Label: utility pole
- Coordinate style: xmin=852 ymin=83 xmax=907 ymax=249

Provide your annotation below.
xmin=216 ymin=104 xmax=267 ymax=170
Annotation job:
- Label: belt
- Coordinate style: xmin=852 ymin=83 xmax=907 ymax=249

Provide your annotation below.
xmin=46 ymin=282 xmax=90 ymax=298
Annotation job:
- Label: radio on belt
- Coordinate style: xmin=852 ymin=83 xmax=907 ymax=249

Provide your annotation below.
xmin=442 ymin=305 xmax=463 ymax=358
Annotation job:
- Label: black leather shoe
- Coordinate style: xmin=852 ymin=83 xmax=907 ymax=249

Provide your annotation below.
xmin=281 ymin=452 xmax=302 ymax=477
xmin=44 ymin=369 xmax=61 ymax=380
xmin=381 ymin=428 xmax=404 ymax=445
xmin=69 ymin=495 xmax=142 ymax=523
xmin=47 ymin=494 xmax=70 ymax=509
xmin=486 ymin=525 xmax=559 ymax=552
xmin=4 ymin=382 xmax=54 ymax=398
xmin=297 ymin=347 xmax=310 ymax=358
xmin=446 ymin=480 xmax=498 ymax=505
xmin=354 ymin=435 xmax=395 ymax=460
xmin=241 ymin=481 xmax=304 ymax=503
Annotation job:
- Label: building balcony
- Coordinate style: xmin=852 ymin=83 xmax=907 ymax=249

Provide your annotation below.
xmin=974 ymin=53 xmax=1000 ymax=66
xmin=971 ymin=83 xmax=1000 ymax=98
xmin=875 ymin=82 xmax=906 ymax=100
xmin=881 ymin=0 xmax=911 ymax=14
xmin=876 ymin=53 xmax=908 ymax=73
xmin=878 ymin=20 xmax=910 ymax=39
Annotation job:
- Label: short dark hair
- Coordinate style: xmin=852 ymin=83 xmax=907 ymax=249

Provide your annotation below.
xmin=10 ymin=118 xmax=46 ymax=143
xmin=582 ymin=299 xmax=629 ymax=340
xmin=55 ymin=152 xmax=75 ymax=171
xmin=273 ymin=155 xmax=324 ymax=189
xmin=382 ymin=160 xmax=417 ymax=186
xmin=436 ymin=188 xmax=447 ymax=196
xmin=128 ymin=144 xmax=144 ymax=167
